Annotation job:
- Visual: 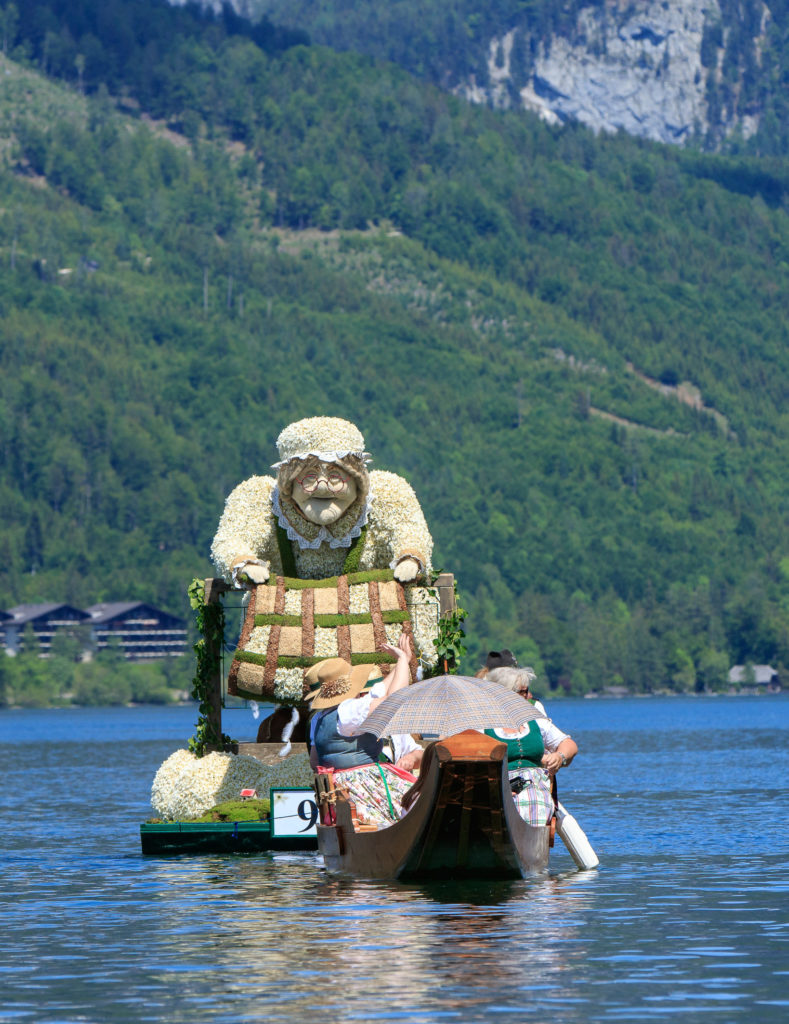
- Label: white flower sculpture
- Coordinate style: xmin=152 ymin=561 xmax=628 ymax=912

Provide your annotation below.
xmin=211 ymin=417 xmax=433 ymax=584
xmin=151 ymin=748 xmax=314 ymax=821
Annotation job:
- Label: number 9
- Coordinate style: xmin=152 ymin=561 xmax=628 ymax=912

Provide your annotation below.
xmin=297 ymin=799 xmax=318 ymax=831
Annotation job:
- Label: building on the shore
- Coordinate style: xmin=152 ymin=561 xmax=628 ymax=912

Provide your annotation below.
xmin=2 ymin=603 xmax=91 ymax=657
xmin=728 ymin=664 xmax=781 ymax=693
xmin=1 ymin=602 xmax=188 ymax=661
xmin=86 ymin=602 xmax=188 ymax=660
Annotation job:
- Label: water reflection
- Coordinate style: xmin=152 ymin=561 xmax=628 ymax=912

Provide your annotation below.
xmin=2 ymin=698 xmax=788 ymax=1022
xmin=123 ymin=857 xmax=609 ymax=1022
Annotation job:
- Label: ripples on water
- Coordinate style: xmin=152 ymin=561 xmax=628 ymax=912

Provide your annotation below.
xmin=1 ymin=698 xmax=787 ymax=1023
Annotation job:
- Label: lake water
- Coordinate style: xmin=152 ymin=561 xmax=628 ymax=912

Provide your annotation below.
xmin=1 ymin=696 xmax=787 ymax=1023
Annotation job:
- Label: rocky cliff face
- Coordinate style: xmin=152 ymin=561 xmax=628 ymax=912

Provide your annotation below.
xmin=458 ymin=0 xmax=767 ymax=146
xmin=172 ymin=0 xmax=771 ymax=150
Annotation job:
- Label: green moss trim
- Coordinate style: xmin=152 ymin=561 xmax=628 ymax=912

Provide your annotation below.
xmin=234 ymin=650 xmax=269 ymax=667
xmin=234 ymin=650 xmax=397 ymax=668
xmin=186 ymin=798 xmax=271 ymax=823
xmin=253 ymin=613 xmax=303 ymax=627
xmin=348 ymin=568 xmax=395 ymax=585
xmin=313 ymin=610 xmax=410 ymax=627
xmin=276 ymin=523 xmax=298 ymax=578
xmin=314 ymin=612 xmax=371 ymax=627
xmin=264 ymin=568 xmax=396 ymax=590
xmin=275 ymin=575 xmax=338 ymax=589
xmin=381 ymin=609 xmax=410 ymax=623
xmin=252 ymin=608 xmax=409 ymax=628
xmin=342 ymin=525 xmax=367 ymax=573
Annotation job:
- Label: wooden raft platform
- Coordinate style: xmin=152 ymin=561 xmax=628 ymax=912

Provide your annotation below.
xmin=140 ymin=821 xmax=317 ymax=855
xmin=141 ymin=742 xmax=317 ymax=855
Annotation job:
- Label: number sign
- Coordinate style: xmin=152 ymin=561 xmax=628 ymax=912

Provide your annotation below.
xmin=270 ymin=788 xmax=319 ymax=838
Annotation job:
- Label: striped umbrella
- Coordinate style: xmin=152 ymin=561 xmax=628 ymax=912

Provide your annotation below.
xmin=360 ymin=674 xmax=546 ymax=738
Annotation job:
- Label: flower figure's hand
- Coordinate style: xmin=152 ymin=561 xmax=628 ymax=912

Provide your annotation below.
xmin=393 ymin=556 xmax=420 ymax=582
xmin=240 ymin=562 xmax=270 ymax=586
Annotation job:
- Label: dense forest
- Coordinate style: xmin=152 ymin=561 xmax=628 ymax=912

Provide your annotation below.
xmin=0 ymin=628 xmax=188 ymax=707
xmin=1 ymin=0 xmax=789 ymax=705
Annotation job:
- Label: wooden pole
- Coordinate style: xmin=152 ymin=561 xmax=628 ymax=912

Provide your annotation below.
xmin=434 ymin=573 xmax=455 ymax=673
xmin=434 ymin=573 xmax=456 ymax=617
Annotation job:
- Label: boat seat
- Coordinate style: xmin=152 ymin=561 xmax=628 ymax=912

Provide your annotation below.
xmin=435 ymin=730 xmax=507 ymax=763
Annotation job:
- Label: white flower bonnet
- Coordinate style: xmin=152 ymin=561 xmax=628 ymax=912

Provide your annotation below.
xmin=271 ymin=416 xmax=372 ymax=469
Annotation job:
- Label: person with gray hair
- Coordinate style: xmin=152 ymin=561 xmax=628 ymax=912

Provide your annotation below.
xmin=483 ymin=666 xmax=577 ymax=827
xmin=485 ymin=666 xmax=547 ymax=716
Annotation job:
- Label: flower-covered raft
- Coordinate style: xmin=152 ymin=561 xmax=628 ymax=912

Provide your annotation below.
xmin=151 ymin=749 xmax=314 ymax=821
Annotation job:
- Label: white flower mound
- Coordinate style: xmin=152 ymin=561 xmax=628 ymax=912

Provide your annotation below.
xmin=151 ymin=749 xmax=314 ymax=821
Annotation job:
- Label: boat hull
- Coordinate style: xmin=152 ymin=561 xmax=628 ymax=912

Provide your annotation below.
xmin=316 ymin=731 xmax=550 ymax=880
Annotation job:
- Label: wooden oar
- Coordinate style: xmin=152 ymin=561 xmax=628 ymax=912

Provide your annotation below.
xmin=555 ymin=801 xmax=599 ymax=870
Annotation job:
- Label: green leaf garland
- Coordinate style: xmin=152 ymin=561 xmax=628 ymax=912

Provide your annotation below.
xmin=187 ymin=577 xmax=234 ymax=757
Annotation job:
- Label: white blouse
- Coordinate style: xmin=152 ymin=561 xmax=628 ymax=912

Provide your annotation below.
xmin=337 ymin=682 xmax=420 ymax=762
xmin=486 ymin=718 xmax=570 ymax=752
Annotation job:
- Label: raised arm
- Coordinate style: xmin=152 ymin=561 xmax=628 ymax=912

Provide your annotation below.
xmin=367 ymin=631 xmax=413 ymax=713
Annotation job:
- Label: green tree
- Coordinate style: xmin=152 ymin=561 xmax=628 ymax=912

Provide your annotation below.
xmin=0 ymin=2 xmax=18 ymax=58
xmin=696 ymin=647 xmax=730 ymax=693
xmin=72 ymin=659 xmax=131 ymax=706
xmin=0 ymin=651 xmax=8 ymax=707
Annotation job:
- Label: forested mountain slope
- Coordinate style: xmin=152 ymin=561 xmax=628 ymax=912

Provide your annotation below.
xmin=2 ymin=0 xmax=789 ymax=694
xmin=218 ymin=0 xmax=789 ymax=153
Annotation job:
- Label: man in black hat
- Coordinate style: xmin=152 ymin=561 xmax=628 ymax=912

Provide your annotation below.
xmin=485 ymin=649 xmax=518 ymax=671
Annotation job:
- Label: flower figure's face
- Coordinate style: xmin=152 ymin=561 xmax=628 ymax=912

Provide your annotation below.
xmin=291 ymin=459 xmax=358 ymax=525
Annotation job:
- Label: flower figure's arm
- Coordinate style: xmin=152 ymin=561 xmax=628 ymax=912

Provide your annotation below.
xmin=368 ymin=471 xmax=433 ymax=581
xmin=211 ymin=475 xmax=279 ymax=584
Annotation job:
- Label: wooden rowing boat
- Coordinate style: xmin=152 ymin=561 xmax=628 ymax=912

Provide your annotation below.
xmin=315 ymin=730 xmax=551 ymax=879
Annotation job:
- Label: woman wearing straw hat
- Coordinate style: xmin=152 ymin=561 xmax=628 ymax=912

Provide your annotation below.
xmin=307 ymin=632 xmax=423 ymax=825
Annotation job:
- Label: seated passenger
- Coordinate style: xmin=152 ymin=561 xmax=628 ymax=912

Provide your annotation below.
xmin=307 ymin=632 xmax=423 ymax=825
xmin=400 ymin=740 xmax=437 ymax=815
xmin=484 ymin=668 xmax=577 ymax=826
xmin=484 ymin=649 xmax=519 ymax=672
xmin=474 ymin=648 xmax=518 ymax=680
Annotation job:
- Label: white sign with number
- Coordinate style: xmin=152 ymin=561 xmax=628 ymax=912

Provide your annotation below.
xmin=270 ymin=788 xmax=319 ymax=837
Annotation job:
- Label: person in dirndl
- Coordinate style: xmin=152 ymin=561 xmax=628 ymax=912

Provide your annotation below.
xmin=307 ymin=633 xmax=423 ymax=825
xmin=484 ymin=666 xmax=577 ymax=826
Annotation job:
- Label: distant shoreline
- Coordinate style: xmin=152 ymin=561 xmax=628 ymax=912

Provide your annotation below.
xmin=1 ymin=688 xmax=785 ymax=712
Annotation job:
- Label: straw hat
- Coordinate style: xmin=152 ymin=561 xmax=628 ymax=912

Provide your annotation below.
xmin=305 ymin=658 xmax=378 ymax=709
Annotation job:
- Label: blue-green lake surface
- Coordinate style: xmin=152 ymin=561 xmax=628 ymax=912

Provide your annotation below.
xmin=1 ymin=696 xmax=787 ymax=1023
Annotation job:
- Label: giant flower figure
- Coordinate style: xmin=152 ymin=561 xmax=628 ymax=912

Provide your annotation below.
xmin=211 ymin=417 xmax=437 ymax=706
xmin=212 ymin=416 xmax=433 ymax=585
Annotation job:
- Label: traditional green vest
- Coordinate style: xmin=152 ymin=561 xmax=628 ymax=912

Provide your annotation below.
xmin=484 ymin=720 xmax=544 ymax=770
